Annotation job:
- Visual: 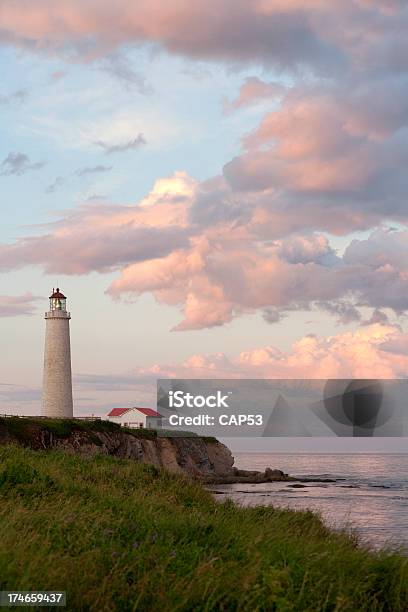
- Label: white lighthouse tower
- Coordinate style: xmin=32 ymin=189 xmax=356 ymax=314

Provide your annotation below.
xmin=42 ymin=288 xmax=73 ymax=418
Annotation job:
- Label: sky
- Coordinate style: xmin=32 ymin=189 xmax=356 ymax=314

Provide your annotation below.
xmin=0 ymin=1 xmax=408 ymax=451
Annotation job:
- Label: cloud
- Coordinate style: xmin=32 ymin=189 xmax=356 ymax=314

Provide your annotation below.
xmin=0 ymin=171 xmax=194 ymax=274
xmin=262 ymin=307 xmax=286 ymax=324
xmin=1 ymin=3 xmax=407 ymax=340
xmin=8 ymin=321 xmax=402 ymax=412
xmin=84 ymin=193 xmax=106 ymax=201
xmin=239 ymin=97 xmax=377 ymax=192
xmin=0 ymin=384 xmax=41 ymax=403
xmin=0 ymin=293 xmax=41 ymax=317
xmin=95 ymin=133 xmax=146 ymax=154
xmin=2 ymin=1 xmax=408 ymax=85
xmin=380 ymin=333 xmax=408 ymax=356
xmin=45 ymin=176 xmax=65 ymax=194
xmin=99 ymin=53 xmax=151 ymax=93
xmin=317 ymin=301 xmax=362 ymax=325
xmin=0 ymin=0 xmax=346 ymax=73
xmin=362 ymin=309 xmax=390 ymax=326
xmin=136 ymin=322 xmax=408 ymax=379
xmin=45 ymin=165 xmax=113 ymax=194
xmin=0 ymin=382 xmax=42 ymax=414
xmin=0 ymin=88 xmax=27 ymax=105
xmin=0 ymin=225 xmax=189 ymax=275
xmin=273 ymin=234 xmax=337 ymax=265
xmin=107 ymin=221 xmax=408 ymax=330
xmin=0 ymin=167 xmax=407 ymax=329
xmin=221 ymin=78 xmax=408 ymax=236
xmin=76 ymin=164 xmax=112 ymax=176
xmin=226 ymin=76 xmax=286 ymax=111
xmin=0 ymin=152 xmax=45 ymax=176
xmin=75 ymin=373 xmax=154 ymax=390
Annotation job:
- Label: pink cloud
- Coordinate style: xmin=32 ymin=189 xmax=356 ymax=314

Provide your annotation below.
xmin=226 ymin=77 xmax=286 ymax=111
xmin=2 ymin=0 xmax=408 ymax=94
xmin=226 ymin=87 xmax=406 ymax=198
xmin=1 ymin=5 xmax=408 ymax=337
xmin=221 ymin=77 xmax=408 ymax=241
xmin=0 ymin=172 xmax=193 ymax=274
xmin=107 ymin=224 xmax=408 ymax=330
xmin=0 ymin=293 xmax=41 ymax=317
xmin=136 ymin=322 xmax=408 ymax=379
xmin=0 ymin=1 xmax=343 ymax=71
xmin=1 ymin=162 xmax=407 ymax=330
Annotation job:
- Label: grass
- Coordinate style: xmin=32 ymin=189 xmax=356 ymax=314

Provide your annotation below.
xmin=0 ymin=446 xmax=407 ymax=612
xmin=0 ymin=417 xmax=161 ymax=445
xmin=0 ymin=417 xmax=216 ymax=443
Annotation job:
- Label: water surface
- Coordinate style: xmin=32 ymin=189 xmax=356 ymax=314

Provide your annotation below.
xmin=210 ymin=453 xmax=408 ymax=550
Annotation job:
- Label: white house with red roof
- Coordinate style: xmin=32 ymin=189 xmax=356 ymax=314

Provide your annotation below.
xmin=106 ymin=407 xmax=162 ymax=429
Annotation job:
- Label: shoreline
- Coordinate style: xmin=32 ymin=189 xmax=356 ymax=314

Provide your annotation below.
xmin=201 ymin=467 xmax=337 ymax=485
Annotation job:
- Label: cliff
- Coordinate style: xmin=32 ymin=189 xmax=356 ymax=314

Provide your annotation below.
xmin=0 ymin=417 xmax=235 ymax=479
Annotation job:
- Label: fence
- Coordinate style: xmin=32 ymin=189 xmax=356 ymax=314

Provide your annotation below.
xmin=0 ymin=414 xmax=102 ymax=420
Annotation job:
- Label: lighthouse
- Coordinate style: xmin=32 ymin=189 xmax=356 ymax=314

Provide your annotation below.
xmin=42 ymin=288 xmax=73 ymax=418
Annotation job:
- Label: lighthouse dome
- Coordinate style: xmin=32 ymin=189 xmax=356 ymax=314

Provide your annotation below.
xmin=49 ymin=288 xmax=66 ymax=299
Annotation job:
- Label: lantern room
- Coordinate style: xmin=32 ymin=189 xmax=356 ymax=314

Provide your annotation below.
xmin=49 ymin=288 xmax=67 ymax=311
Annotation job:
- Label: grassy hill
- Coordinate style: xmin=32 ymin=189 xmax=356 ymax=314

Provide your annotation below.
xmin=0 ymin=445 xmax=406 ymax=611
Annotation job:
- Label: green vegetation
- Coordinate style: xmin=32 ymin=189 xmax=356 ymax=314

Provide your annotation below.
xmin=0 ymin=417 xmax=215 ymax=442
xmin=0 ymin=446 xmax=407 ymax=611
xmin=0 ymin=416 xmax=158 ymax=442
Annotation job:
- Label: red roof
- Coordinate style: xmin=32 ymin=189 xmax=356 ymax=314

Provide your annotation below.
xmin=50 ymin=287 xmax=66 ymax=299
xmin=107 ymin=407 xmax=162 ymax=418
xmin=107 ymin=408 xmax=130 ymax=417
xmin=134 ymin=407 xmax=162 ymax=418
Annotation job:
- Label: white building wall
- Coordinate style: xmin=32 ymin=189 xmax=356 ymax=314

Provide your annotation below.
xmin=42 ymin=311 xmax=73 ymax=418
xmin=107 ymin=410 xmax=162 ymax=429
xmin=107 ymin=411 xmax=146 ymax=428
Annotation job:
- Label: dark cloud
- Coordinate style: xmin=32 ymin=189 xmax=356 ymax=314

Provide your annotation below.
xmin=95 ymin=134 xmax=146 ymax=154
xmin=343 ymin=228 xmax=408 ymax=270
xmin=0 ymin=1 xmax=347 ymax=74
xmin=45 ymin=176 xmax=65 ymax=194
xmin=317 ymin=300 xmax=362 ymax=325
xmin=84 ymin=193 xmax=107 ymax=201
xmin=274 ymin=234 xmax=339 ymax=266
xmin=76 ymin=164 xmax=112 ymax=177
xmin=75 ymin=373 xmax=152 ymax=390
xmin=0 ymin=88 xmax=27 ymax=105
xmin=0 ymin=384 xmax=41 ymax=403
xmin=45 ymin=166 xmax=113 ymax=194
xmin=0 ymin=152 xmax=45 ymax=176
xmin=380 ymin=334 xmax=408 ymax=356
xmin=262 ymin=307 xmax=286 ymax=324
xmin=99 ymin=53 xmax=152 ymax=93
xmin=362 ymin=309 xmax=390 ymax=326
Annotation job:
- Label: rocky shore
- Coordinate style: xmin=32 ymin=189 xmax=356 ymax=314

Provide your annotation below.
xmin=202 ymin=467 xmax=292 ymax=484
xmin=0 ymin=417 xmax=235 ymax=479
xmin=0 ymin=417 xmax=331 ymax=485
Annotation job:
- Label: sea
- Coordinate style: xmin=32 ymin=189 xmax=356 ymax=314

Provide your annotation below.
xmin=210 ymin=453 xmax=408 ymax=551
